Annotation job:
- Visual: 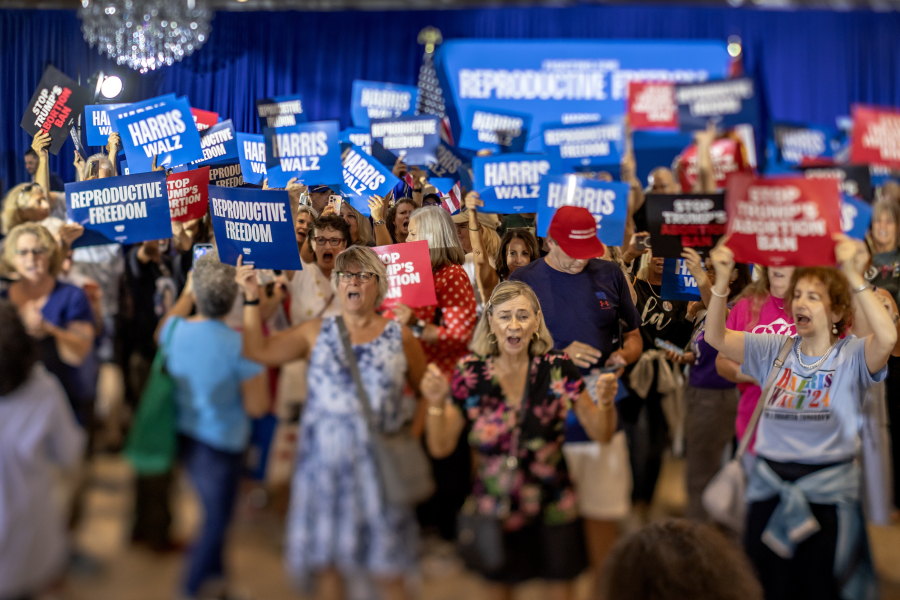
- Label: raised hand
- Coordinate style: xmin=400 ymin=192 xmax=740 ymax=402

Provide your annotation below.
xmin=368 ymin=195 xmax=387 ymax=222
xmin=31 ymin=131 xmax=51 ymax=157
xmin=464 ymin=191 xmax=484 ymax=212
xmin=421 ymin=363 xmax=450 ymax=405
xmin=235 ymin=256 xmax=260 ymax=301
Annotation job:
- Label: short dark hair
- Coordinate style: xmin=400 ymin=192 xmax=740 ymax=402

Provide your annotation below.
xmin=0 ymin=300 xmax=38 ymax=396
xmin=495 ymin=229 xmax=540 ymax=281
xmin=24 ymin=148 xmax=38 ymax=159
xmin=308 ymin=214 xmax=351 ymax=252
xmin=602 ymin=519 xmax=764 ymax=600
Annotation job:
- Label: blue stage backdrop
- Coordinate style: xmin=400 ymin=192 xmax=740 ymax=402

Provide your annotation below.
xmin=3 ymin=6 xmax=900 ymax=193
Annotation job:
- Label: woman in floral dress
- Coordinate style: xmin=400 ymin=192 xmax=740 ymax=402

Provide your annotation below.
xmin=422 ymin=280 xmax=617 ymax=600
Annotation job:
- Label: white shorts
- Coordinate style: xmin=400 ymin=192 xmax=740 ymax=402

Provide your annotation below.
xmin=562 ymin=431 xmax=632 ymax=521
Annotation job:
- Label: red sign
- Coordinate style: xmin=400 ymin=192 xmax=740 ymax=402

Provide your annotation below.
xmin=372 ymin=240 xmax=437 ymax=310
xmin=725 ymin=174 xmax=841 ymax=267
xmin=167 ymin=167 xmax=210 ymax=222
xmin=850 ymin=104 xmax=900 ymax=169
xmin=627 ymin=81 xmax=678 ymax=130
xmin=677 ymin=135 xmax=753 ymax=192
xmin=191 ymin=108 xmax=219 ymax=131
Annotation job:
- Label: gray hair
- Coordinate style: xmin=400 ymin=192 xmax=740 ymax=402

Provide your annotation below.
xmin=330 ymin=246 xmax=389 ymax=308
xmin=297 ymin=205 xmax=319 ymax=221
xmin=409 ymin=205 xmax=466 ymax=270
xmin=470 ymin=280 xmax=554 ymax=357
xmin=192 ymin=251 xmax=239 ymax=318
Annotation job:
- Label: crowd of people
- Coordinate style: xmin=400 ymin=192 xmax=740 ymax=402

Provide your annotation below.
xmin=1 ymin=91 xmax=899 ymax=600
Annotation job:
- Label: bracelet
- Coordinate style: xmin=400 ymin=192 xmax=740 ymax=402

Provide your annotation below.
xmin=244 ymin=297 xmax=260 ymax=306
xmin=467 ymin=225 xmax=482 ymax=231
xmin=710 ymin=286 xmax=730 ymax=298
xmin=414 ymin=188 xmax=423 ymax=193
xmin=427 ymin=404 xmax=444 ymax=416
xmin=850 ymin=281 xmax=870 ymax=294
xmin=373 ymin=219 xmax=386 ymax=227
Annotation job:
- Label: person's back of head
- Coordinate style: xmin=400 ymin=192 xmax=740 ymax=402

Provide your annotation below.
xmin=601 ymin=519 xmax=763 ymax=600
xmin=0 ymin=300 xmax=38 ymax=397
xmin=192 ymin=251 xmax=238 ymax=319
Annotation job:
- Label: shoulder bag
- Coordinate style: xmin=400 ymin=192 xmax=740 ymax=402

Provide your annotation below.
xmin=702 ymin=336 xmax=793 ymax=533
xmin=336 ymin=316 xmax=435 ymax=506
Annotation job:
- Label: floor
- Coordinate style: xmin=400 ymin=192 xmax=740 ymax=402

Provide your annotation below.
xmin=61 ymin=454 xmax=900 ymax=600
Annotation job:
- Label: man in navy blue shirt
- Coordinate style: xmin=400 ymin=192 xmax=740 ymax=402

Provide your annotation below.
xmin=509 ymin=205 xmax=642 ymax=587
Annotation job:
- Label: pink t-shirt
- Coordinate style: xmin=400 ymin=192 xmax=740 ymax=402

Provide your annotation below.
xmin=726 ymin=295 xmax=796 ymax=446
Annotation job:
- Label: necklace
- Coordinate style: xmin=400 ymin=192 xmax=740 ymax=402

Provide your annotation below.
xmin=645 ymin=279 xmax=661 ymax=299
xmin=795 ymin=338 xmax=840 ymax=370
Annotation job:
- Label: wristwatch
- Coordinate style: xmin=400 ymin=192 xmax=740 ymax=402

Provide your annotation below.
xmin=373 ymin=219 xmax=386 ymax=227
xmin=410 ymin=319 xmax=426 ymax=338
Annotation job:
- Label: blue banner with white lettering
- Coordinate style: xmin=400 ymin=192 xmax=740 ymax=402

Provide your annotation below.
xmin=84 ymin=103 xmax=128 ymax=147
xmin=472 ymin=153 xmax=550 ymax=214
xmin=191 ymin=120 xmax=239 ymax=166
xmin=340 ymin=127 xmax=372 ymax=155
xmin=66 ymin=171 xmax=172 ymax=247
xmin=841 ymin=194 xmax=872 ymax=241
xmin=536 ymin=175 xmax=629 ymax=246
xmin=370 ymin=115 xmax=441 ymax=166
xmin=541 ymin=119 xmax=623 ymax=171
xmin=430 ymin=178 xmax=456 ymax=195
xmin=435 ymin=40 xmax=729 ymax=153
xmin=427 ymin=141 xmax=473 ymax=190
xmin=340 ymin=144 xmax=401 ymax=216
xmin=111 ymin=96 xmax=203 ymax=173
xmin=108 ymin=94 xmax=176 ymax=136
xmin=236 ymin=132 xmax=267 ymax=186
xmin=661 ymin=258 xmax=702 ymax=301
xmin=264 ymin=120 xmax=342 ymax=188
xmin=772 ymin=123 xmax=840 ymax=166
xmin=351 ymin=80 xmax=419 ymax=128
xmin=675 ymin=78 xmax=759 ymax=132
xmin=459 ymin=106 xmax=531 ymax=153
xmin=209 ymin=186 xmax=303 ymax=270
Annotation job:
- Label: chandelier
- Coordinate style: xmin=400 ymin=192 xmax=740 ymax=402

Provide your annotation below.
xmin=79 ymin=0 xmax=213 ymax=74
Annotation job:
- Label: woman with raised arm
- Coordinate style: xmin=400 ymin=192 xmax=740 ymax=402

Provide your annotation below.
xmin=704 ymin=235 xmax=896 ymax=600
xmin=422 ymin=280 xmax=617 ymax=600
xmin=236 ymin=246 xmax=428 ymax=600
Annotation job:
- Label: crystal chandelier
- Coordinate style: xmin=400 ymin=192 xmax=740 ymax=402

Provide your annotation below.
xmin=79 ymin=0 xmax=213 ymax=74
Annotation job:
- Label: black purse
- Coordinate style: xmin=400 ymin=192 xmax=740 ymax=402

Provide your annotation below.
xmin=456 ymin=371 xmax=532 ymax=574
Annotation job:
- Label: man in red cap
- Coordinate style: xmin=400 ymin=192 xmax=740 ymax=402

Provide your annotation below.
xmin=508 ymin=205 xmax=643 ymax=585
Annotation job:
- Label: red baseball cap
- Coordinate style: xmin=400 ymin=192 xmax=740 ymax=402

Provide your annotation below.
xmin=548 ymin=206 xmax=605 ymax=260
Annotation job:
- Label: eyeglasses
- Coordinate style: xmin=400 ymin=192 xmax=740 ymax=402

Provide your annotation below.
xmin=337 ymin=271 xmax=374 ymax=283
xmin=14 ymin=247 xmax=48 ymax=257
xmin=314 ymin=237 xmax=345 ymax=247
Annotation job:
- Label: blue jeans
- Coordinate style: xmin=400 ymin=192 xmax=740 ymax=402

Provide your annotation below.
xmin=179 ymin=435 xmax=243 ymax=598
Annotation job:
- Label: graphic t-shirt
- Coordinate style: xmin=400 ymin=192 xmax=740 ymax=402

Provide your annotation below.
xmin=633 ymin=278 xmax=693 ymax=351
xmin=726 ymin=295 xmax=796 ymax=441
xmin=741 ymin=333 xmax=886 ymax=464
xmin=688 ymin=314 xmax=735 ymax=389
xmin=872 ymin=249 xmax=900 ymax=305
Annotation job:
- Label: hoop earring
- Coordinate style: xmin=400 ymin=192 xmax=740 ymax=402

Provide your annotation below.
xmin=488 ymin=332 xmax=498 ymax=346
xmin=531 ymin=332 xmax=540 ymax=343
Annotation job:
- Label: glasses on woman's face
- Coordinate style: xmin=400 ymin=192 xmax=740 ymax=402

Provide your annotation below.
xmin=14 ymin=247 xmax=48 ymax=257
xmin=337 ymin=271 xmax=374 ymax=283
xmin=314 ymin=236 xmax=344 ymax=247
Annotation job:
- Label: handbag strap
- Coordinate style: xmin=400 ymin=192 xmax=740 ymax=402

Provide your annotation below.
xmin=735 ymin=336 xmax=794 ymax=460
xmin=335 ymin=316 xmax=380 ymax=433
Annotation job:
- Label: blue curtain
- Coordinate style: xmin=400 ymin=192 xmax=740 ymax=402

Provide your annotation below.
xmin=2 ymin=5 xmax=900 ymax=191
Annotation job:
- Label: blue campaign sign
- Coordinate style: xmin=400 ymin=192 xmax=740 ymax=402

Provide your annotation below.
xmin=841 ymin=195 xmax=872 ymax=241
xmin=472 ymin=153 xmax=550 ymax=214
xmin=535 ymin=175 xmax=629 ymax=246
xmin=675 ymin=78 xmax=759 ymax=132
xmin=84 ymin=103 xmax=128 ymax=146
xmin=430 ymin=178 xmax=456 ymax=195
xmin=458 ymin=105 xmax=531 ymax=153
xmin=661 ymin=258 xmax=702 ymax=301
xmin=111 ymin=96 xmax=203 ymax=173
xmin=236 ymin=132 xmax=267 ymax=186
xmin=108 ymin=94 xmax=177 ymax=135
xmin=256 ymin=94 xmax=307 ymax=128
xmin=370 ymin=115 xmax=441 ymax=166
xmin=66 ymin=171 xmax=172 ymax=247
xmin=427 ymin=141 xmax=473 ymax=191
xmin=541 ymin=120 xmax=623 ymax=171
xmin=209 ymin=185 xmax=302 ymax=270
xmin=340 ymin=127 xmax=372 ymax=154
xmin=264 ymin=120 xmax=343 ymax=188
xmin=340 ymin=144 xmax=401 ymax=215
xmin=772 ymin=123 xmax=841 ymax=166
xmin=351 ymin=80 xmax=419 ymax=128
xmin=191 ymin=120 xmax=239 ymax=166
xmin=435 ymin=39 xmax=729 ymax=153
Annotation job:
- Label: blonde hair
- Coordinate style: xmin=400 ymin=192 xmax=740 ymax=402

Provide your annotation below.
xmin=482 ymin=226 xmax=501 ymax=265
xmin=409 ymin=206 xmax=466 ymax=270
xmin=80 ymin=153 xmax=115 ymax=181
xmin=2 ymin=182 xmax=43 ymax=235
xmin=343 ymin=203 xmax=374 ymax=247
xmin=331 ymin=246 xmax=389 ymax=308
xmin=2 ymin=222 xmax=64 ymax=277
xmin=470 ymin=280 xmax=554 ymax=357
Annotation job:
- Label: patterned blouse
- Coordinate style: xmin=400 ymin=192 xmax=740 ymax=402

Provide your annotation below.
xmin=451 ymin=351 xmax=585 ymax=531
xmin=411 ymin=263 xmax=477 ymax=376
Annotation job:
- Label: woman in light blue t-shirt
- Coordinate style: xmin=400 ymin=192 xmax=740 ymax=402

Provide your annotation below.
xmin=704 ymin=235 xmax=896 ymax=600
xmin=155 ymin=251 xmax=269 ymax=600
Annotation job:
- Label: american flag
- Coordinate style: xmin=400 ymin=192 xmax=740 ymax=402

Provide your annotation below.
xmin=441 ymin=181 xmax=462 ymax=214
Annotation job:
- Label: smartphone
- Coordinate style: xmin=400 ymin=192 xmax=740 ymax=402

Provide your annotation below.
xmin=596 ymin=364 xmax=624 ymax=374
xmin=88 ymin=160 xmax=100 ymax=179
xmin=192 ymin=243 xmax=214 ymax=266
xmin=655 ymin=337 xmax=685 ymax=357
xmin=329 ymin=195 xmax=343 ymax=213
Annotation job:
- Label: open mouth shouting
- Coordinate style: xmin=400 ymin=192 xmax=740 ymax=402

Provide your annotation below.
xmin=506 ymin=334 xmax=523 ymax=349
